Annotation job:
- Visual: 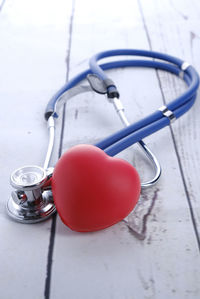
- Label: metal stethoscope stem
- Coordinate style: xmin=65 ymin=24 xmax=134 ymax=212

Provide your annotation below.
xmin=44 ymin=116 xmax=55 ymax=170
xmin=112 ymin=97 xmax=161 ymax=187
xmin=44 ymin=92 xmax=161 ymax=188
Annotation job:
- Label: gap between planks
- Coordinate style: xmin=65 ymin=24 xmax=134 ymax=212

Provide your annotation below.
xmin=44 ymin=1 xmax=76 ymax=298
xmin=137 ymin=0 xmax=200 ymax=252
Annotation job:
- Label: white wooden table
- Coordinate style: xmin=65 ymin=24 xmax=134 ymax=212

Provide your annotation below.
xmin=1 ymin=0 xmax=200 ymax=298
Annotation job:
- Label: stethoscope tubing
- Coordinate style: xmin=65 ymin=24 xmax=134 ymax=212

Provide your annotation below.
xmin=45 ymin=49 xmax=199 ymax=157
xmin=102 ymin=95 xmax=196 ymax=157
xmin=45 ymin=60 xmax=197 ymax=118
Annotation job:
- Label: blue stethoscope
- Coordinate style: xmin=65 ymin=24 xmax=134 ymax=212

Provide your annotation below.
xmin=7 ymin=49 xmax=199 ymax=224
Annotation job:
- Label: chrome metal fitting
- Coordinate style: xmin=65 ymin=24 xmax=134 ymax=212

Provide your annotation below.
xmin=158 ymin=105 xmax=176 ymax=124
xmin=179 ymin=61 xmax=190 ymax=79
xmin=112 ymin=97 xmax=124 ymax=112
xmin=181 ymin=61 xmax=190 ymax=71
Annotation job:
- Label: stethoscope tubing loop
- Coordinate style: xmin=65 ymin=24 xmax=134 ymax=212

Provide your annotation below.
xmin=44 ymin=49 xmax=199 ymax=187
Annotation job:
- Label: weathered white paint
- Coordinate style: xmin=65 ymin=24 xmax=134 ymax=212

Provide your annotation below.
xmin=0 ymin=0 xmax=200 ymax=299
xmin=140 ymin=0 xmax=200 ymax=232
xmin=0 ymin=0 xmax=73 ymax=298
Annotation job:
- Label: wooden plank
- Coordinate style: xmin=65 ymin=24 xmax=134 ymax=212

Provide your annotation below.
xmin=0 ymin=1 xmax=73 ymax=298
xmin=139 ymin=0 xmax=200 ymax=238
xmin=50 ymin=0 xmax=200 ymax=298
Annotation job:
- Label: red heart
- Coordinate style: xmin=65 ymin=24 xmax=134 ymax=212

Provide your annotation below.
xmin=52 ymin=144 xmax=140 ymax=232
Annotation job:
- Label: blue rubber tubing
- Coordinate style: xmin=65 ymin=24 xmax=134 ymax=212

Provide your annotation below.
xmin=45 ymin=49 xmax=199 ymax=156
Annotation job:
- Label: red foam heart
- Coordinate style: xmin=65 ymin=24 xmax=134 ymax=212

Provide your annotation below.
xmin=52 ymin=144 xmax=141 ymax=232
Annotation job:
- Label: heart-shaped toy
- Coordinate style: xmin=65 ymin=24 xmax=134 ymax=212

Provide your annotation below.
xmin=52 ymin=144 xmax=141 ymax=232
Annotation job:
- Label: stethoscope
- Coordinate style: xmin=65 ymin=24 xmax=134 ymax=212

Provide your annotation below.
xmin=7 ymin=49 xmax=199 ymax=232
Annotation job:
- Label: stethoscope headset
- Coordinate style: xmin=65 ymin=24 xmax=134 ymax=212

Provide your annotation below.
xmin=7 ymin=49 xmax=199 ymax=232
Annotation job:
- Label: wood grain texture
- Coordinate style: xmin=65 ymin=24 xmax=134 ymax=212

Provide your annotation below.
xmin=0 ymin=0 xmax=200 ymax=299
xmin=0 ymin=1 xmax=73 ymax=298
xmin=139 ymin=0 xmax=200 ymax=241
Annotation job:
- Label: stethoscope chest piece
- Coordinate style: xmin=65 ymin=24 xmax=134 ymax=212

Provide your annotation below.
xmin=7 ymin=165 xmax=56 ymax=223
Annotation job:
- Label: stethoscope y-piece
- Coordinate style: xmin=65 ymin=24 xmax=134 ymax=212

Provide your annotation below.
xmin=7 ymin=49 xmax=199 ymax=231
